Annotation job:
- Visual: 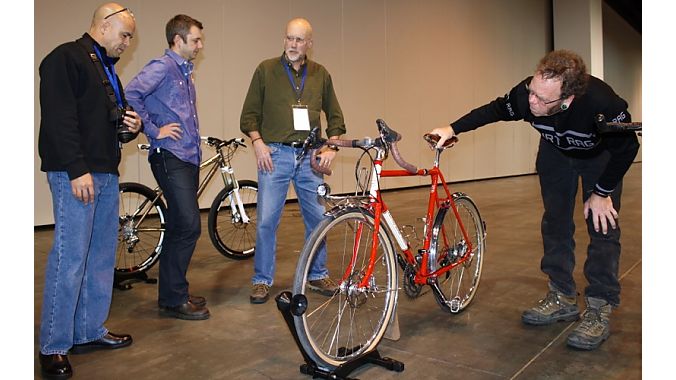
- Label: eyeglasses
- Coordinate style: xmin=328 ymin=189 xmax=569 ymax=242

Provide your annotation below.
xmin=285 ymin=35 xmax=307 ymax=45
xmin=104 ymin=7 xmax=132 ymax=20
xmin=525 ymin=81 xmax=563 ymax=105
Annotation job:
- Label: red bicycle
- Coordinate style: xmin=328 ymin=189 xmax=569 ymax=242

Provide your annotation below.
xmin=291 ymin=119 xmax=487 ymax=370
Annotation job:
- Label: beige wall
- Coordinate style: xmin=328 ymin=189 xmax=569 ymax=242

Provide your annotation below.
xmin=602 ymin=2 xmax=642 ymax=161
xmin=34 ymin=0 xmax=639 ymax=226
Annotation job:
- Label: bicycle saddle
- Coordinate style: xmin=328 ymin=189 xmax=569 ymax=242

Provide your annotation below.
xmin=423 ymin=133 xmax=459 ymax=149
xmin=376 ymin=119 xmax=402 ymax=143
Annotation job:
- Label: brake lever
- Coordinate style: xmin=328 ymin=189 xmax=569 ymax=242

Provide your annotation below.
xmin=296 ymin=126 xmax=325 ymax=161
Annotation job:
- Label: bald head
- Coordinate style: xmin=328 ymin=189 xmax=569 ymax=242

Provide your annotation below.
xmin=286 ymin=18 xmax=313 ymax=40
xmin=91 ymin=3 xmax=133 ymax=29
xmin=88 ymin=3 xmax=135 ymax=58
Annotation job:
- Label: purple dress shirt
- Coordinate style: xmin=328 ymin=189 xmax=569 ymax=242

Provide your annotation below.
xmin=126 ymin=49 xmax=201 ymax=165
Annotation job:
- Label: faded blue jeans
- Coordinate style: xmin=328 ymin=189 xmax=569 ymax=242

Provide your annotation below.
xmin=40 ymin=172 xmax=119 ymax=355
xmin=252 ymin=144 xmax=328 ymax=286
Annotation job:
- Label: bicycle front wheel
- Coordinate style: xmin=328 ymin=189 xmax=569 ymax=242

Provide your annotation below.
xmin=117 ymin=182 xmax=166 ymax=274
xmin=430 ymin=193 xmax=485 ymax=313
xmin=292 ymin=208 xmax=398 ymax=370
xmin=207 ymin=180 xmax=258 ymax=260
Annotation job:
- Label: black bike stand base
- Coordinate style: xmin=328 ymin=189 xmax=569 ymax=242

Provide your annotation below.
xmin=275 ymin=291 xmax=404 ymax=380
xmin=113 ymin=271 xmax=157 ymax=291
xmin=300 ymin=349 xmax=404 ymax=380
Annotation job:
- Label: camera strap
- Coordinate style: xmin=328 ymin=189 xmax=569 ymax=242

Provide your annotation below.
xmin=76 ymin=39 xmax=124 ymax=109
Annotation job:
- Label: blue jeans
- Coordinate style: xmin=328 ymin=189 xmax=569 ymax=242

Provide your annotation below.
xmin=40 ymin=172 xmax=119 ymax=355
xmin=149 ymin=150 xmax=201 ymax=306
xmin=536 ymin=140 xmax=623 ymax=306
xmin=253 ymin=144 xmax=328 ymax=286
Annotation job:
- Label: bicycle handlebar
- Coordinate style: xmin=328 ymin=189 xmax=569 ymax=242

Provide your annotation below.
xmin=305 ymin=120 xmax=420 ymax=176
xmin=202 ymin=136 xmax=247 ymax=149
xmin=595 ymin=114 xmax=642 ymax=133
xmin=137 ymin=137 xmax=246 ymax=153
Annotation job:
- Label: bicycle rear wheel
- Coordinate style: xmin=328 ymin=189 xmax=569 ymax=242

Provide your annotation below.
xmin=430 ymin=193 xmax=485 ymax=313
xmin=207 ymin=180 xmax=258 ymax=260
xmin=292 ymin=208 xmax=398 ymax=370
xmin=116 ymin=182 xmax=166 ymax=274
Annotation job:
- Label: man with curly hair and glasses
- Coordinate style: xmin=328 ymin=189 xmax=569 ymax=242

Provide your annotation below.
xmin=430 ymin=50 xmax=639 ymax=350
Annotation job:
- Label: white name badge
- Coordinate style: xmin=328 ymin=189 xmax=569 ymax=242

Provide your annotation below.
xmin=292 ymin=105 xmax=311 ymax=131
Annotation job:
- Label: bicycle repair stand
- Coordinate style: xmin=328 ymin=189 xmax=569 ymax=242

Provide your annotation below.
xmin=113 ymin=271 xmax=157 ymax=291
xmin=275 ymin=291 xmax=404 ymax=380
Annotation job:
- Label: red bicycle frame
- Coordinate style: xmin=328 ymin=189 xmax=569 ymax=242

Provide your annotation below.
xmin=344 ymin=150 xmax=475 ymax=289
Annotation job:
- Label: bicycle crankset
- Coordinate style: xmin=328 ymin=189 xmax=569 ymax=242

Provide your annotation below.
xmin=403 ymin=265 xmax=423 ymax=298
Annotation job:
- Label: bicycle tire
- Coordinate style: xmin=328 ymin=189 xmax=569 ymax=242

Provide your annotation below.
xmin=292 ymin=207 xmax=398 ymax=370
xmin=116 ymin=182 xmax=166 ymax=274
xmin=429 ymin=193 xmax=485 ymax=313
xmin=207 ymin=180 xmax=258 ymax=260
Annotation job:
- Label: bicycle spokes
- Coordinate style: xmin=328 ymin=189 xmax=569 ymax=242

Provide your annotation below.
xmin=293 ymin=209 xmax=398 ymax=367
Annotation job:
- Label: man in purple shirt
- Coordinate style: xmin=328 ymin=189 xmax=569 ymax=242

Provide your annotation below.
xmin=125 ymin=14 xmax=209 ymax=320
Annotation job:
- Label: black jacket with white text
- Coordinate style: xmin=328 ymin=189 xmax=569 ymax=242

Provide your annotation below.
xmin=451 ymin=75 xmax=640 ymax=195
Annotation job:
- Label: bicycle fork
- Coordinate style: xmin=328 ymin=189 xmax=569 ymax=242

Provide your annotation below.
xmin=221 ymin=166 xmax=251 ymax=224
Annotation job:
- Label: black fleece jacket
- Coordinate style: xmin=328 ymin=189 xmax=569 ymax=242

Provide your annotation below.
xmin=451 ymin=75 xmax=640 ymax=195
xmin=38 ymin=33 xmax=125 ymax=180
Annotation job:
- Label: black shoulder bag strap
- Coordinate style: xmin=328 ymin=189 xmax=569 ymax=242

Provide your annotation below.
xmin=76 ymin=39 xmax=125 ymax=110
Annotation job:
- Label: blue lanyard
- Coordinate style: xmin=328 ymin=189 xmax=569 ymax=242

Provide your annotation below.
xmin=281 ymin=57 xmax=307 ymax=104
xmin=93 ymin=45 xmax=123 ymax=107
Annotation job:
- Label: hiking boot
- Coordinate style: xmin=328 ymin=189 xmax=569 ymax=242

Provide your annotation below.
xmin=521 ymin=288 xmax=579 ymax=326
xmin=307 ymin=277 xmax=339 ymax=296
xmin=250 ymin=283 xmax=270 ymax=304
xmin=567 ymin=297 xmax=612 ymax=350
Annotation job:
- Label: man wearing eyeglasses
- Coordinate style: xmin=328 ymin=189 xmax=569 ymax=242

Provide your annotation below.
xmin=125 ymin=14 xmax=209 ymax=321
xmin=37 ymin=3 xmax=140 ymax=379
xmin=240 ymin=18 xmax=346 ymax=304
xmin=430 ymin=50 xmax=639 ymax=351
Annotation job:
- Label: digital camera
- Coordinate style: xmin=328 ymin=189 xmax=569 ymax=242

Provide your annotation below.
xmin=111 ymin=105 xmax=136 ymax=143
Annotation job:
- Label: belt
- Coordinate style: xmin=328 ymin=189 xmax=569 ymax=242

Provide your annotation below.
xmin=281 ymin=141 xmax=304 ymax=148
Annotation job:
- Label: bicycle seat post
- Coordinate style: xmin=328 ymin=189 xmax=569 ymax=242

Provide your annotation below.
xmin=434 ymin=148 xmax=442 ymax=168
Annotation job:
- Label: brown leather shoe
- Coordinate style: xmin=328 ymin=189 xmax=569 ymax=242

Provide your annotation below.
xmin=157 ymin=295 xmax=206 ymax=308
xmin=39 ymin=353 xmax=72 ymax=379
xmin=159 ymin=301 xmax=210 ymax=320
xmin=70 ymin=332 xmax=133 ymax=354
xmin=189 ymin=295 xmax=207 ymax=307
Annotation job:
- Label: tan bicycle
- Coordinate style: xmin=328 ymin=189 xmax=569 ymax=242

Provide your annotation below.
xmin=116 ymin=136 xmax=258 ymax=276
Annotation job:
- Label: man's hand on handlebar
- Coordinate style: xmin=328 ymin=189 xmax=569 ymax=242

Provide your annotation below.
xmin=316 ymin=136 xmax=341 ymax=169
xmin=317 ymin=149 xmax=336 ymax=169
